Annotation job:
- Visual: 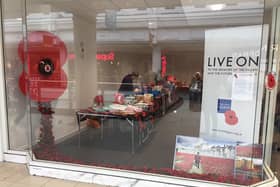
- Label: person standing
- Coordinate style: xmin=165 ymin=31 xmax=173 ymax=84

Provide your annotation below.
xmin=118 ymin=72 xmax=139 ymax=95
xmin=194 ymin=152 xmax=201 ymax=169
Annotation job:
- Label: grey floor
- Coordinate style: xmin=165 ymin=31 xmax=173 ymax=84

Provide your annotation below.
xmin=57 ymin=95 xmax=201 ymax=169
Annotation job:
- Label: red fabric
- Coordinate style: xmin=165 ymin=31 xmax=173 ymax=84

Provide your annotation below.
xmin=161 ymin=56 xmax=167 ymax=77
xmin=114 ymin=93 xmax=125 ymax=104
xmin=94 ymin=95 xmax=104 ymax=106
xmin=33 ymin=146 xmax=261 ymax=185
xmin=18 ymin=31 xmax=68 ymax=102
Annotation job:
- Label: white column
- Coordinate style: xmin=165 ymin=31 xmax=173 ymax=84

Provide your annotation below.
xmin=73 ymin=15 xmax=98 ymax=108
xmin=152 ymin=45 xmax=161 ymax=73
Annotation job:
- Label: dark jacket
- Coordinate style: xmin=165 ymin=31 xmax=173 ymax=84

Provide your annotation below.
xmin=119 ymin=74 xmax=134 ymax=92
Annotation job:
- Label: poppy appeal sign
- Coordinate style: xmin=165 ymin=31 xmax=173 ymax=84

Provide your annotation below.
xmin=200 ymin=25 xmax=268 ymax=143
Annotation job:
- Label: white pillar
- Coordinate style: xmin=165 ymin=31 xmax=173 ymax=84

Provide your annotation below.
xmin=152 ymin=45 xmax=161 ymax=73
xmin=73 ymin=15 xmax=98 ymax=108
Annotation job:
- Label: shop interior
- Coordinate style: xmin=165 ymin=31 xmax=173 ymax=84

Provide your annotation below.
xmin=56 ymin=21 xmax=205 ymax=169
xmin=2 ymin=0 xmax=280 ymax=184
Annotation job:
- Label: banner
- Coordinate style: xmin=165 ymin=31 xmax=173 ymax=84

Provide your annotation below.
xmin=200 ymin=25 xmax=268 ymax=143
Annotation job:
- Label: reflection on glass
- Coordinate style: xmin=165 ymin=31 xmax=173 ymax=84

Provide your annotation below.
xmin=2 ymin=0 xmax=270 ymax=185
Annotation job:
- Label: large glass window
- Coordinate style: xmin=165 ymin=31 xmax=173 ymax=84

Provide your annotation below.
xmin=2 ymin=0 xmax=277 ymax=185
xmin=2 ymin=0 xmax=28 ymax=150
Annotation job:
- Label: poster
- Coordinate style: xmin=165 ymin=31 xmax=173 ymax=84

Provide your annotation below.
xmin=173 ymin=136 xmax=264 ymax=179
xmin=200 ymin=25 xmax=268 ymax=143
xmin=234 ymin=144 xmax=263 ymax=178
xmin=173 ymin=136 xmax=236 ymax=175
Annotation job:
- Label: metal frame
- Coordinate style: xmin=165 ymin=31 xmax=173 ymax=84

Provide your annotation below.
xmin=27 ymin=155 xmax=278 ymax=187
xmin=262 ymin=6 xmax=280 ymax=165
xmin=0 ymin=0 xmax=30 ymax=163
xmin=0 ymin=0 xmax=278 ymax=186
xmin=0 ymin=0 xmax=8 ymax=162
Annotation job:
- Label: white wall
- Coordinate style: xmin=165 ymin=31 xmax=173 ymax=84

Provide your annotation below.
xmin=73 ymin=15 xmax=98 ymax=108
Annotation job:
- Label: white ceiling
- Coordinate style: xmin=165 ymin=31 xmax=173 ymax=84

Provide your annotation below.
xmin=26 ymin=0 xmax=279 ymax=19
xmin=29 ymin=0 xmax=280 ymax=9
xmin=29 ymin=0 xmax=275 ymax=9
xmin=3 ymin=0 xmax=279 ymax=20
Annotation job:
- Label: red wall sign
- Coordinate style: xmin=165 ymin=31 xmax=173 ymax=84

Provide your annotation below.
xmin=96 ymin=52 xmax=115 ymax=61
xmin=161 ymin=55 xmax=167 ymax=77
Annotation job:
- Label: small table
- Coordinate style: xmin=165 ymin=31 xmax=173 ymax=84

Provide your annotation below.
xmin=76 ymin=108 xmax=154 ymax=154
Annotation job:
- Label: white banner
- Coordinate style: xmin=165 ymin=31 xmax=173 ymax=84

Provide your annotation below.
xmin=200 ymin=25 xmax=268 ymax=143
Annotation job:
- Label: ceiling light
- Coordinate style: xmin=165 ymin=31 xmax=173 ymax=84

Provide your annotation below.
xmin=207 ymin=4 xmax=226 ymax=11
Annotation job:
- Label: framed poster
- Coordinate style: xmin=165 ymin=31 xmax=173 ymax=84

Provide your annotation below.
xmin=200 ymin=25 xmax=269 ymax=143
xmin=173 ymin=136 xmax=236 ymax=176
xmin=234 ymin=144 xmax=264 ymax=179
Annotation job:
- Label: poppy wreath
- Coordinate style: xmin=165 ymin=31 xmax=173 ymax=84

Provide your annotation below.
xmin=18 ymin=31 xmax=68 ymax=152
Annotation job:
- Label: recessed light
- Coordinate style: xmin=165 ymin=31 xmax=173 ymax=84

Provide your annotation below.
xmin=207 ymin=4 xmax=226 ymax=11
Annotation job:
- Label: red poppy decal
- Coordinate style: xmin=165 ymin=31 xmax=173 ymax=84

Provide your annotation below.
xmin=224 ymin=110 xmax=238 ymax=126
xmin=266 ymin=72 xmax=276 ymax=90
xmin=18 ymin=31 xmax=68 ymax=102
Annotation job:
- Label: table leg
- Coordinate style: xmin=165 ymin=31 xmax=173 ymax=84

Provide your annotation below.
xmin=127 ymin=119 xmax=135 ymax=154
xmin=77 ymin=114 xmax=81 ymax=148
xmin=162 ymin=94 xmax=166 ymax=115
xmin=138 ymin=125 xmax=142 ymax=146
xmin=101 ymin=118 xmax=104 ymax=140
xmin=132 ymin=120 xmax=135 ymax=154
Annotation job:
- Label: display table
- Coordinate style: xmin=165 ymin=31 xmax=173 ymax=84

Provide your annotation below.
xmin=76 ymin=107 xmax=154 ymax=154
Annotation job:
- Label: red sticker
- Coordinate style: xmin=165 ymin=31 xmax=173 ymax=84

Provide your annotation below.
xmin=18 ymin=31 xmax=68 ymax=102
xmin=266 ymin=72 xmax=276 ymax=90
xmin=224 ymin=110 xmax=238 ymax=126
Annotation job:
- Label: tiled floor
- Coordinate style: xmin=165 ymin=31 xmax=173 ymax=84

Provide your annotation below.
xmin=0 ymin=162 xmax=107 ymax=187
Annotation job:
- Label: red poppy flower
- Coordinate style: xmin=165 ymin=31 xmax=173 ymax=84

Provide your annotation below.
xmin=225 ymin=110 xmax=238 ymax=126
xmin=266 ymin=72 xmax=276 ymax=90
xmin=18 ymin=31 xmax=68 ymax=102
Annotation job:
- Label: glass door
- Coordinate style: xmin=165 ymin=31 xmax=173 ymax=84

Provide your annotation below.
xmin=0 ymin=0 xmax=29 ymax=152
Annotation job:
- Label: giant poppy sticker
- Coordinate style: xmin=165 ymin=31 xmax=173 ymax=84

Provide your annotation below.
xmin=18 ymin=31 xmax=69 ymax=158
xmin=18 ymin=31 xmax=68 ymax=102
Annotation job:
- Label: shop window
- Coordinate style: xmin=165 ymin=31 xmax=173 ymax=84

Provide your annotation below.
xmin=1 ymin=0 xmax=274 ymax=185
